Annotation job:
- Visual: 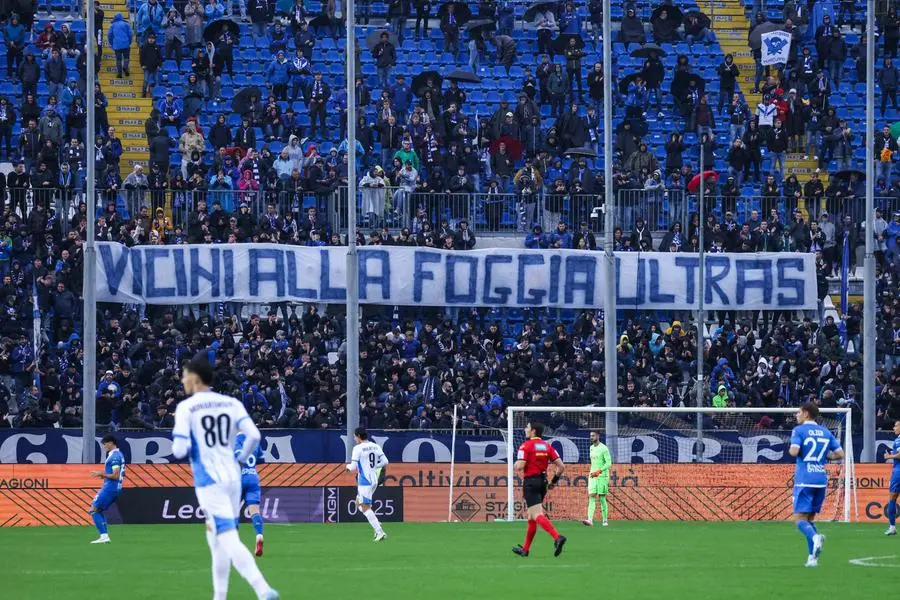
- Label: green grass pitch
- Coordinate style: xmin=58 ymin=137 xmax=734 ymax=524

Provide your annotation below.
xmin=3 ymin=522 xmax=899 ymax=599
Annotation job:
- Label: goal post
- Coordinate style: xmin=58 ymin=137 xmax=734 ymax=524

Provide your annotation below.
xmin=505 ymin=406 xmax=857 ymax=523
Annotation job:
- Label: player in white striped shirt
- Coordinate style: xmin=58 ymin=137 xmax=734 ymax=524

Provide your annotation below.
xmin=172 ymin=354 xmax=279 ymax=600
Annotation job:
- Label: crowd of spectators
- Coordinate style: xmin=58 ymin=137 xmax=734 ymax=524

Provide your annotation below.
xmin=0 ymin=0 xmax=898 ymax=433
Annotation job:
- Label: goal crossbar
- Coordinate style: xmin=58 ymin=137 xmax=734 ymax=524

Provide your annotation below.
xmin=505 ymin=406 xmax=856 ymax=523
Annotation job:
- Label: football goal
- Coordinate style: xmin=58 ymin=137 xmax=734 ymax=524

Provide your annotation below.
xmin=502 ymin=407 xmax=857 ymax=523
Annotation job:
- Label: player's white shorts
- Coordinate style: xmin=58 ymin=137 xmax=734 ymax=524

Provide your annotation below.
xmin=357 ymin=484 xmax=377 ymax=505
xmin=196 ymin=480 xmax=241 ymax=534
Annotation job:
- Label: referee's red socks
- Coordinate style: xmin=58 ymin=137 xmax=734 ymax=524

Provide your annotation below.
xmin=523 ymin=519 xmax=537 ymax=551
xmin=535 ymin=515 xmax=560 ymax=540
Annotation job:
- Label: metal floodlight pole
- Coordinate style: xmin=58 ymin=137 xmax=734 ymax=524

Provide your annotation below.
xmin=862 ymin=0 xmax=876 ymax=462
xmin=601 ymin=0 xmax=617 ymax=446
xmin=82 ymin=0 xmax=98 ymax=464
xmin=345 ymin=0 xmax=360 ymax=461
xmin=696 ymin=149 xmax=705 ymax=462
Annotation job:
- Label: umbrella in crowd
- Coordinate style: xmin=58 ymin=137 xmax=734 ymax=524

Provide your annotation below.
xmin=551 ymin=32 xmax=585 ymax=54
xmin=630 ymin=43 xmax=667 ymax=58
xmin=203 ymin=19 xmax=239 ymax=43
xmin=651 ymin=4 xmax=683 ymax=27
xmin=889 ymin=121 xmax=900 ymax=139
xmin=490 ymin=136 xmax=524 ymax=161
xmin=683 ymin=11 xmax=711 ymax=31
xmin=411 ymin=70 xmax=443 ymax=96
xmin=465 ymin=18 xmax=496 ymax=34
xmin=833 ymin=169 xmax=866 ymax=180
xmin=309 ymin=14 xmax=336 ymax=30
xmin=444 ymin=69 xmax=482 ymax=83
xmin=618 ymin=118 xmax=648 ymax=138
xmin=232 ymin=86 xmax=262 ymax=115
xmin=565 ymin=146 xmax=598 ymax=158
xmin=437 ymin=1 xmax=472 ymax=23
xmin=366 ymin=29 xmax=398 ymax=50
xmin=687 ymin=170 xmax=719 ymax=193
xmin=524 ymin=1 xmax=558 ymax=22
xmin=748 ymin=21 xmax=783 ymax=50
xmin=618 ymin=71 xmax=642 ymax=94
xmin=670 ymin=71 xmax=706 ymax=99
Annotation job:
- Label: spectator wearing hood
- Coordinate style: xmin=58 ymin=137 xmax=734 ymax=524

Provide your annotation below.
xmin=108 ymin=13 xmax=134 ymax=77
xmin=17 ymin=52 xmax=40 ymax=98
xmin=4 ymin=15 xmax=26 ymax=79
xmin=712 ymin=384 xmax=729 ymax=408
xmin=136 ymin=0 xmax=166 ymax=44
xmin=266 ymin=50 xmax=291 ymax=101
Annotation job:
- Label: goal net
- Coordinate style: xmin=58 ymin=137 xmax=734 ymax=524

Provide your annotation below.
xmin=504 ymin=407 xmax=857 ymax=523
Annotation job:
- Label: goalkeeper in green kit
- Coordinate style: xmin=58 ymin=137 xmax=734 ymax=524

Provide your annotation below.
xmin=582 ymin=431 xmax=611 ymax=527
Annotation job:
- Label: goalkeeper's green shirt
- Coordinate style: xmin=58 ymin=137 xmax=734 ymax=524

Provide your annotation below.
xmin=589 ymin=442 xmax=612 ymax=477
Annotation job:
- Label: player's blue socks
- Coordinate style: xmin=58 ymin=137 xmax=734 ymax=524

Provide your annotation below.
xmin=797 ymin=520 xmax=816 ymax=555
xmin=251 ymin=513 xmax=264 ymax=537
xmin=91 ymin=511 xmax=108 ymax=535
xmin=887 ymin=500 xmax=897 ymax=527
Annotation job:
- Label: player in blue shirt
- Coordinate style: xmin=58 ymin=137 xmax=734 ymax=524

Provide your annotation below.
xmin=236 ymin=432 xmax=265 ymax=556
xmin=882 ymin=420 xmax=900 ymax=536
xmin=788 ymin=402 xmax=844 ymax=567
xmin=88 ymin=435 xmax=125 ymax=544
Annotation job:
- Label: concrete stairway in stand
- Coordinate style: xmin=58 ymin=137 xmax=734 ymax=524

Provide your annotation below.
xmin=712 ymin=0 xmax=828 ymax=219
xmin=99 ymin=0 xmax=151 ymax=176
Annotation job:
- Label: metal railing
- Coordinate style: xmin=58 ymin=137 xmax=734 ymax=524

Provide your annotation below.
xmin=616 ymin=190 xmax=900 ymax=234
xmin=12 ymin=185 xmax=900 ymax=240
xmin=331 ymin=187 xmax=611 ymax=236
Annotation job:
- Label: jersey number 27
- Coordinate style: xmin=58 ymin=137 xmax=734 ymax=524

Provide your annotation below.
xmin=802 ymin=437 xmax=829 ymax=463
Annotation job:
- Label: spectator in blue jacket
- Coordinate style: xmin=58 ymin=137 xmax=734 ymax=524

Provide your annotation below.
xmin=266 ymin=50 xmax=290 ymax=100
xmin=157 ymin=91 xmax=183 ymax=127
xmin=4 ymin=14 xmax=26 ymax=78
xmin=548 ymin=221 xmax=573 ymax=248
xmin=390 ymin=74 xmax=412 ymax=124
xmin=558 ymin=1 xmax=582 ymax=34
xmin=96 ymin=370 xmax=122 ymax=398
xmin=205 ymin=0 xmax=227 ymax=21
xmin=108 ymin=13 xmax=134 ymax=77
xmin=288 ymin=49 xmax=311 ymax=104
xmin=59 ymin=79 xmax=84 ymax=119
xmin=136 ymin=0 xmax=166 ymax=43
xmin=525 ymin=225 xmax=548 ymax=248
xmin=709 ymin=357 xmax=737 ymax=393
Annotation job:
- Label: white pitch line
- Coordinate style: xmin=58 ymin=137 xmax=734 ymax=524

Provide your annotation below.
xmin=848 ymin=555 xmax=899 ymax=568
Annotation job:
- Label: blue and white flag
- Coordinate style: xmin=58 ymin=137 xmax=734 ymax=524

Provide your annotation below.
xmin=761 ymin=30 xmax=792 ymax=66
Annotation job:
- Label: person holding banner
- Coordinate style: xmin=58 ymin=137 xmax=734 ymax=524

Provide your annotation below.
xmin=760 ymin=27 xmax=792 ymax=85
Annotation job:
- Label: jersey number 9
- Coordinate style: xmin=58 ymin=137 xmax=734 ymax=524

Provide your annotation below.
xmin=368 ymin=452 xmax=376 ymax=468
xmin=202 ymin=414 xmax=231 ymax=448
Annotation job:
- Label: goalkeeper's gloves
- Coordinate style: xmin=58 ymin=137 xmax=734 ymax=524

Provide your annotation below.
xmin=547 ymin=474 xmax=561 ymax=490
xmin=590 ymin=469 xmax=602 ymax=478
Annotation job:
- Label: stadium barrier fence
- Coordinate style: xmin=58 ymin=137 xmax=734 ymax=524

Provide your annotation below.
xmin=0 ymin=463 xmax=891 ymax=526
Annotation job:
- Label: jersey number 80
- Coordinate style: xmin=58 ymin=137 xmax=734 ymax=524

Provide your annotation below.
xmin=202 ymin=414 xmax=231 ymax=448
